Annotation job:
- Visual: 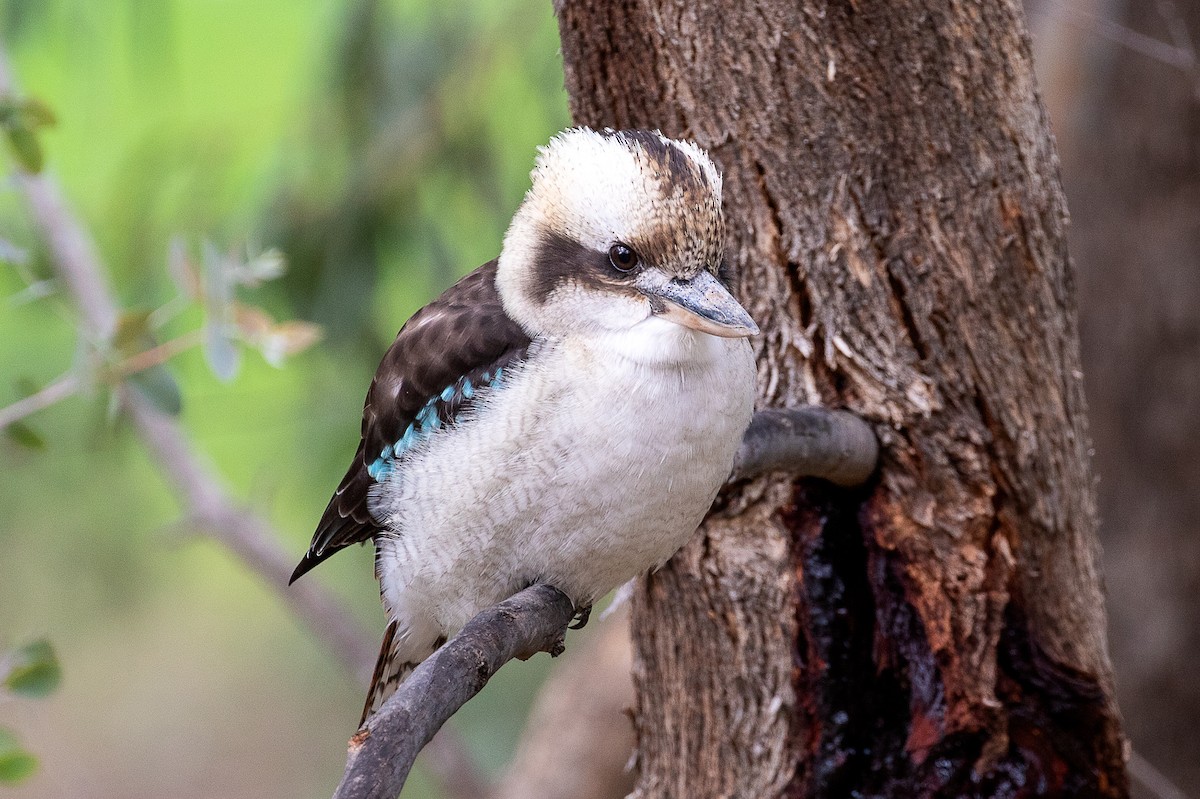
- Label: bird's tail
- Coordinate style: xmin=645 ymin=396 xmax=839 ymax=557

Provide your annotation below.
xmin=359 ymin=620 xmax=442 ymax=726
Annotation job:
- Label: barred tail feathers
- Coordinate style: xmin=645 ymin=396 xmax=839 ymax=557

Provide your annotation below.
xmin=359 ymin=619 xmax=443 ymax=726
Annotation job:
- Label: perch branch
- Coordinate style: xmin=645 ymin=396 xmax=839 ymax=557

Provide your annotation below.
xmin=333 ymin=408 xmax=880 ymax=798
xmin=333 ymin=585 xmax=576 ymax=799
xmin=732 ymin=406 xmax=879 ymax=485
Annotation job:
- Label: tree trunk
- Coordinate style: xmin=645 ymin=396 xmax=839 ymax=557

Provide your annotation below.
xmin=554 ymin=1 xmax=1128 ymax=796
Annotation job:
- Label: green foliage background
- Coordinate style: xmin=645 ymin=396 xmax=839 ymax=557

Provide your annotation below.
xmin=0 ymin=1 xmax=570 ymax=796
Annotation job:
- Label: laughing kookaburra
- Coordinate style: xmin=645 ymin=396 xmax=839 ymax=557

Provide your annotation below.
xmin=290 ymin=128 xmax=758 ymax=722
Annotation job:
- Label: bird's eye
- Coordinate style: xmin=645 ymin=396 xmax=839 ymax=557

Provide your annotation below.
xmin=608 ymin=243 xmax=640 ymax=273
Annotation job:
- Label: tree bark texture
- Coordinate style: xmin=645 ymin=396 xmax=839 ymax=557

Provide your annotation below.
xmin=555 ymin=1 xmax=1127 ymax=797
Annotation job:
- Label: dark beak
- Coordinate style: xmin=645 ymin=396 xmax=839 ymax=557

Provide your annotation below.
xmin=638 ymin=270 xmax=759 ymax=338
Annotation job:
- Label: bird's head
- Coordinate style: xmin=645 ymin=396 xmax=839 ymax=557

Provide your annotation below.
xmin=496 ymin=128 xmax=758 ymax=344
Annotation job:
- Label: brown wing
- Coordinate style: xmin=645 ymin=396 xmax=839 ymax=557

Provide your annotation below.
xmin=289 ymin=260 xmax=531 ymax=583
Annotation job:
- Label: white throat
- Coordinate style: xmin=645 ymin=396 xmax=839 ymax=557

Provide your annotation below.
xmin=589 ymin=315 xmax=715 ymax=366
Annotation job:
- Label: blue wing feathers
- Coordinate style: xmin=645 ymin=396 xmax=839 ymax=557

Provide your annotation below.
xmin=289 ymin=260 xmax=530 ymax=584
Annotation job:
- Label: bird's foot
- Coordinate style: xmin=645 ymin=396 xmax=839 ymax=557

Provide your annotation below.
xmin=568 ymin=604 xmax=592 ymax=630
xmin=516 ymin=628 xmax=567 ymax=660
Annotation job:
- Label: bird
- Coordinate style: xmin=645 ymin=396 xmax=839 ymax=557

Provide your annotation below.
xmin=290 ymin=127 xmax=759 ymax=724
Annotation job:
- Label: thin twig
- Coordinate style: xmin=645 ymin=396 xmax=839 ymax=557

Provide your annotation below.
xmin=1035 ymin=0 xmax=1200 ymax=98
xmin=8 ymin=169 xmax=378 ymax=680
xmin=333 ymin=585 xmax=576 ymax=799
xmin=0 ymin=371 xmax=79 ymax=430
xmin=1128 ymin=749 xmax=1191 ymax=799
xmin=111 ymin=330 xmax=203 ymax=377
xmin=0 ymin=331 xmax=204 ymax=431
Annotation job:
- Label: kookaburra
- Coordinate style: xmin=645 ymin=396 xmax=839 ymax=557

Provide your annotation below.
xmin=290 ymin=128 xmax=758 ymax=722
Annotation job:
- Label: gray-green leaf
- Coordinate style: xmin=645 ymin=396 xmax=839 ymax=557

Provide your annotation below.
xmin=128 ymin=364 xmax=183 ymax=417
xmin=6 ymin=124 xmax=44 ymax=173
xmin=201 ymin=241 xmax=240 ymax=381
xmin=4 ymin=420 xmax=46 ymax=450
xmin=0 ymin=730 xmax=37 ymax=785
xmin=2 ymin=639 xmax=61 ymax=698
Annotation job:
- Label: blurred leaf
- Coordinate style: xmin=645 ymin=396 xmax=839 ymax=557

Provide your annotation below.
xmin=5 ymin=124 xmax=44 ymax=173
xmin=167 ymin=238 xmax=200 ymax=299
xmin=203 ymin=323 xmax=241 ymax=381
xmin=233 ymin=248 xmax=286 ymax=287
xmin=4 ymin=420 xmax=46 ymax=450
xmin=232 ymin=304 xmax=322 ymax=367
xmin=19 ymin=97 xmax=56 ymax=127
xmin=201 ymin=241 xmax=240 ymax=381
xmin=259 ymin=321 xmax=323 ymax=367
xmin=127 ymin=365 xmax=183 ymax=416
xmin=0 ymin=730 xmax=37 ymax=785
xmin=0 ymin=95 xmax=55 ymax=173
xmin=2 ymin=639 xmax=60 ymax=698
xmin=0 ymin=238 xmax=29 ymax=266
xmin=232 ymin=303 xmax=274 ymax=339
xmin=112 ymin=309 xmax=155 ymax=354
xmin=7 ymin=279 xmax=56 ymax=307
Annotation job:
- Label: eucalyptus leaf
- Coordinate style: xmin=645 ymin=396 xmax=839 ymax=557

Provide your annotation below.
xmin=236 ymin=248 xmax=286 ymax=286
xmin=113 ymin=309 xmax=155 ymax=354
xmin=0 ymin=730 xmax=37 ymax=785
xmin=167 ymin=238 xmax=200 ymax=298
xmin=128 ymin=365 xmax=183 ymax=416
xmin=4 ymin=420 xmax=46 ymax=450
xmin=201 ymin=241 xmax=240 ymax=381
xmin=203 ymin=321 xmax=241 ymax=381
xmin=2 ymin=639 xmax=60 ymax=698
xmin=20 ymin=97 xmax=57 ymax=127
xmin=6 ymin=125 xmax=44 ymax=173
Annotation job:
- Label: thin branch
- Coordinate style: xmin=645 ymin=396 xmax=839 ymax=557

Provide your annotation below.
xmin=124 ymin=394 xmax=378 ymax=678
xmin=1128 ymin=749 xmax=1191 ymax=799
xmin=0 ymin=331 xmax=203 ymax=431
xmin=333 ymin=585 xmax=576 ymax=799
xmin=0 ymin=371 xmax=79 ymax=430
xmin=0 ymin=45 xmax=387 ymax=675
xmin=111 ymin=330 xmax=203 ymax=376
xmin=1036 ymin=0 xmax=1200 ymax=98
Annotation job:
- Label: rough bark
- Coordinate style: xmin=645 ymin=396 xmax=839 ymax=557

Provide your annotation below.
xmin=555 ymin=1 xmax=1127 ymax=796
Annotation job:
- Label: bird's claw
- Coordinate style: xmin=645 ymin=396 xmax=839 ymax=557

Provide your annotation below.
xmin=568 ymin=604 xmax=592 ymax=630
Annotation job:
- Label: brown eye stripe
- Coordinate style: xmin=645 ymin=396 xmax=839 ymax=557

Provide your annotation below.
xmin=527 ymin=230 xmax=643 ymax=305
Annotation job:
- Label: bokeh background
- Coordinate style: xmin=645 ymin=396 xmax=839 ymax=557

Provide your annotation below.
xmin=1 ymin=1 xmax=1196 ymax=797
